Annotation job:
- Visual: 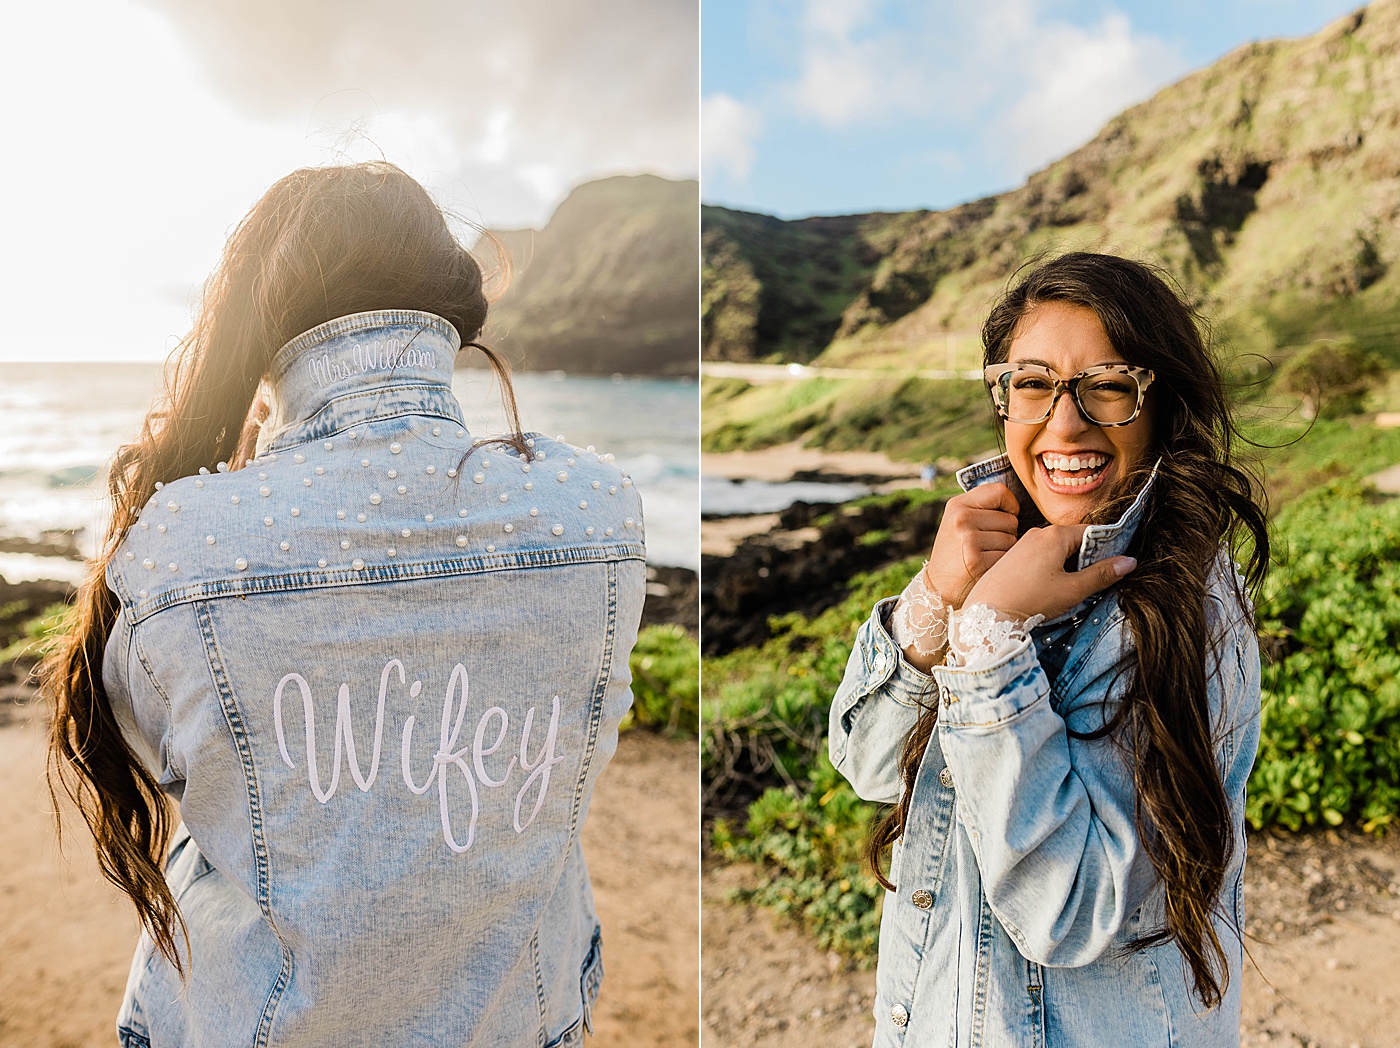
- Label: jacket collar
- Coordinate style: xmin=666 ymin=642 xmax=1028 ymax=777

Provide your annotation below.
xmin=955 ymin=453 xmax=1157 ymax=570
xmin=259 ymin=310 xmax=465 ymax=452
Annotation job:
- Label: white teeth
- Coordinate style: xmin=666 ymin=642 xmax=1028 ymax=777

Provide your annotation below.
xmin=1041 ymin=452 xmax=1108 ymax=479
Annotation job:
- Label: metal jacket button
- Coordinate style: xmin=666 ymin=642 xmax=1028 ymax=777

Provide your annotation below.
xmin=911 ymin=888 xmax=933 ymax=909
xmin=890 ymin=1004 xmax=910 ymax=1027
xmin=939 ymin=767 xmax=955 ymax=789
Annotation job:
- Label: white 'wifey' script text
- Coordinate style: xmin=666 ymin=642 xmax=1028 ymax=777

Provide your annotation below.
xmin=272 ymin=659 xmax=566 ymax=853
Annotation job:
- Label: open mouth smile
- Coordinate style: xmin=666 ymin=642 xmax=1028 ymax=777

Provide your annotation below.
xmin=1037 ymin=451 xmax=1112 ymax=493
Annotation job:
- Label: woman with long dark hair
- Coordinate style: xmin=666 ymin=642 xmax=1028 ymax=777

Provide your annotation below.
xmin=45 ymin=162 xmax=646 ymax=1046
xmin=830 ymin=252 xmax=1268 ymax=1046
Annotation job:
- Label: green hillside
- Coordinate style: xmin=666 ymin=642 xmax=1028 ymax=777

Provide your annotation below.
xmin=704 ymin=2 xmax=1400 ymax=371
xmin=486 ymin=174 xmax=698 ymax=377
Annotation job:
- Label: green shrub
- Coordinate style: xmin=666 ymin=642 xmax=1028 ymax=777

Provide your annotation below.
xmin=624 ymin=623 xmax=699 ymax=737
xmin=713 ymin=751 xmax=884 ymax=962
xmin=1275 ymin=340 xmax=1386 ymax=419
xmin=703 ymin=557 xmax=922 ymax=801
xmin=703 ymin=559 xmax=920 ymax=963
xmin=1249 ymin=477 xmax=1400 ymax=832
xmin=0 ymin=603 xmax=72 ymax=666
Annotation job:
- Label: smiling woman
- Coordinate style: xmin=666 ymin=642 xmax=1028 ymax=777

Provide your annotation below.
xmin=830 ymin=252 xmax=1271 ymax=1047
xmin=994 ymin=302 xmax=1157 ymax=524
xmin=985 ymin=313 xmax=1153 ymax=513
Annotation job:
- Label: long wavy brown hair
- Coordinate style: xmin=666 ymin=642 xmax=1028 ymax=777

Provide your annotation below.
xmin=865 ymin=252 xmax=1269 ymax=1010
xmin=42 ymin=161 xmax=526 ymax=973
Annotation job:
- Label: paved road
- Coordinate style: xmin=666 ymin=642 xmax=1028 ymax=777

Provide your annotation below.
xmin=702 ymin=361 xmax=981 ymax=383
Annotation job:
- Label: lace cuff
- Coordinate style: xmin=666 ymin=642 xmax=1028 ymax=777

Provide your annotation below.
xmin=888 ymin=565 xmax=948 ymax=662
xmin=946 ymin=603 xmax=1044 ymax=671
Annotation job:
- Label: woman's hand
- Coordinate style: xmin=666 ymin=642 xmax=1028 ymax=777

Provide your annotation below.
xmin=963 ymin=524 xmax=1137 ymax=623
xmin=924 ymin=483 xmax=1021 ymax=607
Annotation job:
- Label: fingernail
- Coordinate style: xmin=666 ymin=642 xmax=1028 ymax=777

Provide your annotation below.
xmin=1113 ymin=557 xmax=1138 ymax=578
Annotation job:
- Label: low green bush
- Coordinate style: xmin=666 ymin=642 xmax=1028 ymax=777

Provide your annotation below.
xmin=624 ymin=623 xmax=700 ymax=737
xmin=713 ymin=752 xmax=883 ymax=963
xmin=1250 ymin=477 xmax=1400 ymax=832
xmin=703 ymin=558 xmax=921 ymax=802
xmin=0 ymin=603 xmax=71 ymax=666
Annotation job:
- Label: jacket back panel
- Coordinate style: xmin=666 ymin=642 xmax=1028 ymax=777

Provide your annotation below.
xmin=103 ymin=314 xmax=646 ymax=1047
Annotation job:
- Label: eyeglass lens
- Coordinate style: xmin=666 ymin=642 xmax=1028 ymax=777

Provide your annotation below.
xmin=999 ymin=369 xmax=1141 ymax=425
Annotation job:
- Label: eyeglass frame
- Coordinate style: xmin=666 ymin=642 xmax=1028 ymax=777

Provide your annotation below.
xmin=983 ymin=362 xmax=1156 ymax=427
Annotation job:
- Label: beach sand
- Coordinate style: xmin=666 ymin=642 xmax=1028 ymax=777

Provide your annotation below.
xmin=701 ymin=443 xmax=924 ymax=484
xmin=701 ymin=443 xmax=934 ymax=557
xmin=0 ymin=696 xmax=698 ymax=1047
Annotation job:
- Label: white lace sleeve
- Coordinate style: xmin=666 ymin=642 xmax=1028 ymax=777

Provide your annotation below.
xmin=888 ymin=564 xmax=948 ymax=663
xmin=946 ymin=603 xmax=1045 ymax=671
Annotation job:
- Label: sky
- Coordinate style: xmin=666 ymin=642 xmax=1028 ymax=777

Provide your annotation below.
xmin=2 ymin=0 xmax=697 ymax=362
xmin=702 ymin=0 xmax=1367 ymax=218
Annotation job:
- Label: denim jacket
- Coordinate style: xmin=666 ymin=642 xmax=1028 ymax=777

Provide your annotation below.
xmin=829 ymin=456 xmax=1260 ymax=1048
xmin=102 ymin=311 xmax=646 ymax=1048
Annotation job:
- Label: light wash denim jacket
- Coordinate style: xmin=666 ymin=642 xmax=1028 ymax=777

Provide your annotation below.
xmin=829 ymin=456 xmax=1260 ymax=1048
xmin=102 ymin=311 xmax=646 ymax=1048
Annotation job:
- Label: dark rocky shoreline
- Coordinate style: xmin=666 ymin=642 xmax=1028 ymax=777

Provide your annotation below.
xmin=701 ymin=491 xmax=944 ymax=655
xmin=642 ymin=565 xmax=699 ymax=634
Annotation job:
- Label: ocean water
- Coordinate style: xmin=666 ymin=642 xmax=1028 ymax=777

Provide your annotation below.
xmin=700 ymin=475 xmax=873 ymax=517
xmin=0 ymin=363 xmax=698 ymax=580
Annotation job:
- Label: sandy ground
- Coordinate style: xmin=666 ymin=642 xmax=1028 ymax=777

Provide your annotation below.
xmin=1369 ymin=463 xmax=1400 ymax=493
xmin=0 ymin=698 xmax=698 ymax=1047
xmin=703 ymin=832 xmax=1400 ymax=1048
xmin=700 ymin=513 xmax=783 ymax=557
xmin=701 ymin=444 xmax=923 ymax=484
xmin=701 ymin=444 xmax=933 ymax=558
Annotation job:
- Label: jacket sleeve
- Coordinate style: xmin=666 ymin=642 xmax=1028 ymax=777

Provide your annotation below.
xmin=828 ymin=596 xmax=940 ymax=805
xmin=101 ymin=602 xmax=178 ymax=785
xmin=932 ymin=606 xmax=1256 ymax=968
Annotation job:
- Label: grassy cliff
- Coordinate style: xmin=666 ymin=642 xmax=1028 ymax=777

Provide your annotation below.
xmin=704 ymin=2 xmax=1400 ymax=371
xmin=486 ymin=174 xmax=698 ymax=377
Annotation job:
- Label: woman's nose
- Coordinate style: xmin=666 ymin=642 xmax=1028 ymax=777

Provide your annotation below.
xmin=1046 ymin=388 xmax=1092 ymax=439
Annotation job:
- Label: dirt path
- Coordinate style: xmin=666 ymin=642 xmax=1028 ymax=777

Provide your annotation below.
xmin=703 ymin=830 xmax=1400 ymax=1048
xmin=701 ymin=443 xmax=923 ymax=484
xmin=703 ymin=862 xmax=875 ymax=1048
xmin=0 ymin=698 xmax=698 ymax=1047
xmin=585 ymin=731 xmax=699 ymax=1047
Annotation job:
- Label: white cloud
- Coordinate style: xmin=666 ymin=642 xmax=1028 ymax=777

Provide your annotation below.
xmin=0 ymin=0 xmax=698 ymax=362
xmin=132 ymin=0 xmax=699 ymax=227
xmin=702 ymin=94 xmax=763 ymax=181
xmin=0 ymin=0 xmax=314 ymax=361
xmin=746 ymin=0 xmax=1185 ymax=194
xmin=998 ymin=12 xmax=1182 ymax=173
xmin=785 ymin=0 xmax=923 ymax=127
xmin=476 ymin=110 xmax=514 ymax=166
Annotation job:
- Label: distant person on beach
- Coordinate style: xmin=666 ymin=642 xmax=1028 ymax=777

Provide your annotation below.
xmin=919 ymin=462 xmax=936 ymax=488
xmin=830 ymin=252 xmax=1268 ymax=1046
xmin=44 ymin=162 xmax=646 ymax=1047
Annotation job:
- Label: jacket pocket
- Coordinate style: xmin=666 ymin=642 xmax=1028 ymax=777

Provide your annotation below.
xmin=117 ymin=1026 xmax=152 ymax=1048
xmin=544 ymin=926 xmax=605 ymax=1048
xmin=117 ymin=828 xmax=222 ymax=1046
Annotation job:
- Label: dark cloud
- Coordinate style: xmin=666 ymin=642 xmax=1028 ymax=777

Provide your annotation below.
xmin=135 ymin=0 xmax=697 ymax=225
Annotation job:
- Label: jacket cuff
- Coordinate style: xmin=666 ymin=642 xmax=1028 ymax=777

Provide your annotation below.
xmin=858 ymin=595 xmax=938 ymax=708
xmin=931 ymin=637 xmax=1048 ymax=729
